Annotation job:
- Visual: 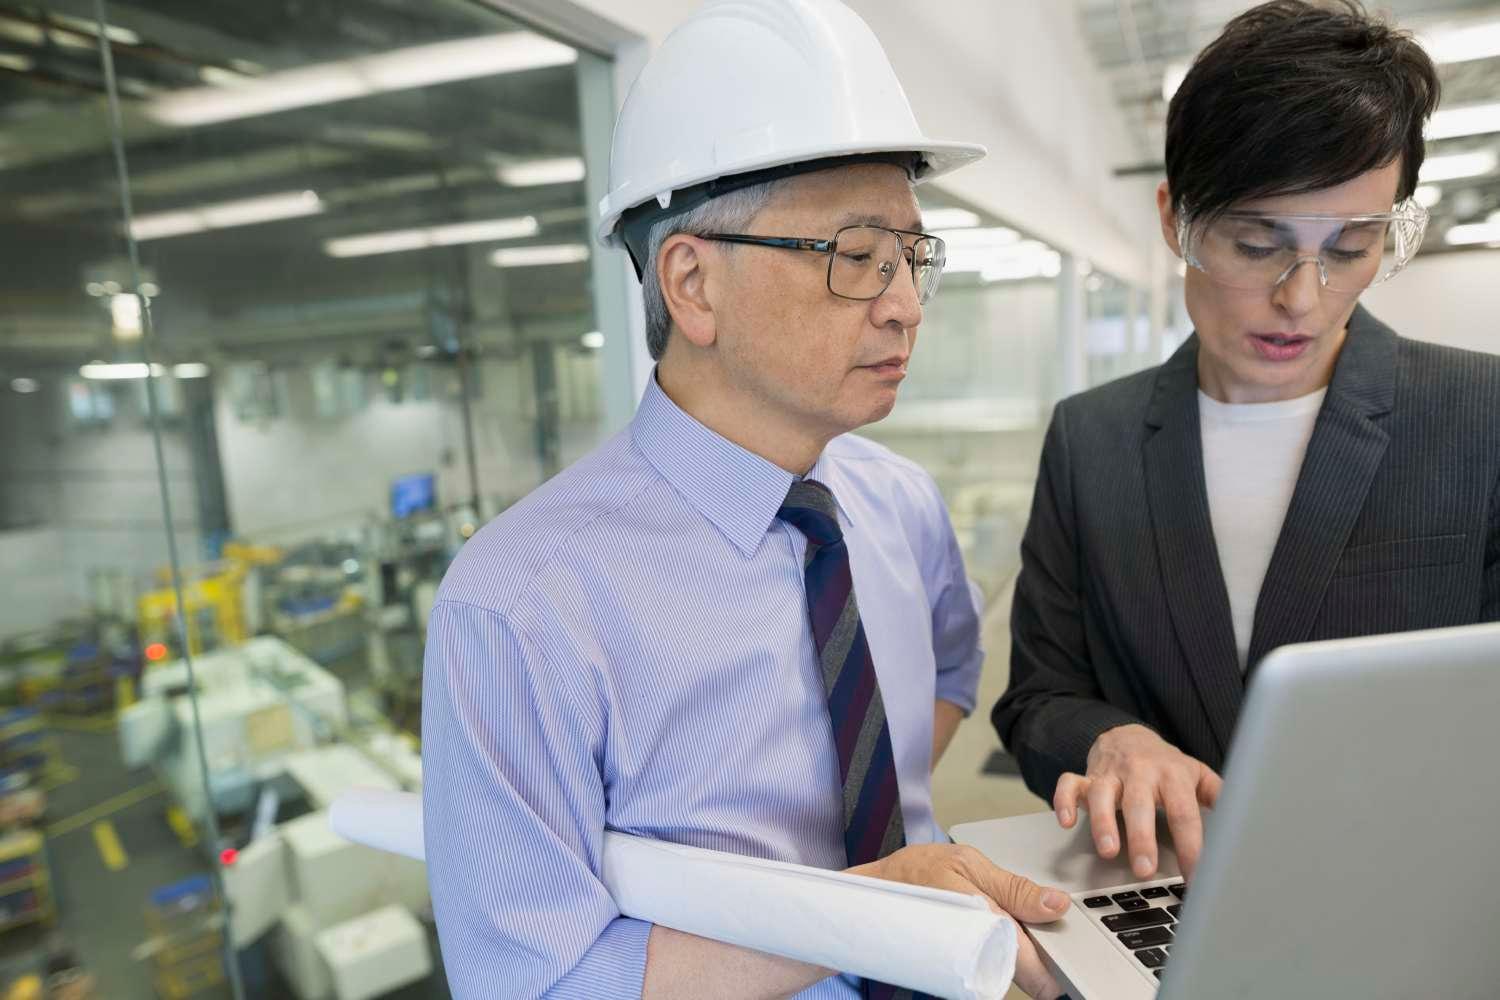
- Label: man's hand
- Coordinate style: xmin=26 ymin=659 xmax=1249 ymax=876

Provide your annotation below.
xmin=851 ymin=844 xmax=1070 ymax=999
xmin=1052 ymin=724 xmax=1223 ymax=880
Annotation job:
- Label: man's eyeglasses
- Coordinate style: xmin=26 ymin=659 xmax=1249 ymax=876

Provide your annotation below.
xmin=699 ymin=225 xmax=947 ymax=304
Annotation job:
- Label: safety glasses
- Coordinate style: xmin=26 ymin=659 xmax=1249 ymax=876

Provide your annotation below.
xmin=1176 ymin=198 xmax=1429 ymax=293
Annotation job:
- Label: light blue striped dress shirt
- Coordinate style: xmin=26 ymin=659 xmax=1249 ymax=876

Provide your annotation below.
xmin=422 ymin=374 xmax=985 ymax=999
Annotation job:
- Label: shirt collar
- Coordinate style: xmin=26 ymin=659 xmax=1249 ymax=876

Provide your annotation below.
xmin=631 ymin=372 xmax=802 ymax=558
xmin=804 ymin=451 xmax=855 ymax=527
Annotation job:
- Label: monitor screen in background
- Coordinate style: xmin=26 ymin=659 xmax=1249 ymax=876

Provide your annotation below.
xmin=391 ymin=473 xmax=436 ymax=519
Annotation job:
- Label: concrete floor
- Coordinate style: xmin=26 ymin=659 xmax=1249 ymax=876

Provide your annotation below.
xmin=18 ymin=721 xmax=451 ymax=1000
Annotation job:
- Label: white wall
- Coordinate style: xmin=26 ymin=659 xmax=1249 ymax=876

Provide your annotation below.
xmin=1358 ymin=249 xmax=1500 ymax=356
xmin=518 ymin=0 xmax=1157 ymax=285
xmin=0 ymin=382 xmax=202 ymax=639
xmin=215 ymin=355 xmax=605 ymax=545
xmin=0 ymin=527 xmax=82 ymax=637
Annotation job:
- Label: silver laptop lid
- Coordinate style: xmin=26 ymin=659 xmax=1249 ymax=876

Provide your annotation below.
xmin=1161 ymin=623 xmax=1500 ymax=999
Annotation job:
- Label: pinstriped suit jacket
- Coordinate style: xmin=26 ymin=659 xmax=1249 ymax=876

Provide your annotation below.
xmin=992 ymin=306 xmax=1500 ymax=801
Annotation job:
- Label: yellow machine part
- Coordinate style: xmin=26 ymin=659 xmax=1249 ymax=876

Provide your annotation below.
xmin=137 ymin=569 xmax=248 ymax=659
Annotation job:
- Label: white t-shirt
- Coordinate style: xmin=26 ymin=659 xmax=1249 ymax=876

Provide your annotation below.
xmin=1199 ymin=387 xmax=1327 ymax=669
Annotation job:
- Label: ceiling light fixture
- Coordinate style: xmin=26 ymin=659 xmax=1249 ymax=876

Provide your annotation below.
xmin=129 ymin=190 xmax=323 ymax=241
xmin=496 ymin=156 xmax=586 ymax=187
xmin=921 ymin=208 xmax=982 ymax=230
xmin=1419 ymin=149 xmax=1499 ymax=183
xmin=148 ymin=32 xmax=576 ymax=127
xmin=80 ymin=362 xmax=160 ymax=380
xmin=1420 ymin=20 xmax=1500 ymax=65
xmin=490 ymin=244 xmax=590 ymax=268
xmin=325 ymin=215 xmax=539 ymax=258
xmin=1427 ymin=102 xmax=1500 ymax=141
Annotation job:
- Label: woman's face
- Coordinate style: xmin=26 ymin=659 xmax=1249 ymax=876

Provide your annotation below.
xmin=1157 ymin=161 xmax=1403 ymax=404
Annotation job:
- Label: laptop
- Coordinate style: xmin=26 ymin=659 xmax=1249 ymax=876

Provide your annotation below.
xmin=953 ymin=622 xmax=1500 ymax=999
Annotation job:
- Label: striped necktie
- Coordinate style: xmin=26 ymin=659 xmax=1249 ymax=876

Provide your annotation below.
xmin=779 ymin=480 xmax=930 ymax=1000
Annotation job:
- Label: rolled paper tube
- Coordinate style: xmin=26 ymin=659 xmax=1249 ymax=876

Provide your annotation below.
xmin=330 ymin=789 xmax=1017 ymax=1000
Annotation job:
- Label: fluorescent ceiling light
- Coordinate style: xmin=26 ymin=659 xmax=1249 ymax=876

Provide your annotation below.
xmin=1161 ymin=60 xmax=1190 ymax=103
xmin=580 ymin=331 xmax=605 ymax=350
xmin=921 ymin=208 xmax=981 ymax=230
xmin=1427 ymin=102 xmax=1500 ymax=141
xmin=940 ymin=228 xmax=1027 ymax=273
xmin=10 ymin=378 xmax=39 ymax=394
xmin=980 ymin=250 xmax=1063 ymax=283
xmin=0 ymin=15 xmax=44 ymax=46
xmin=1419 ymin=149 xmax=1498 ymax=183
xmin=0 ymin=53 xmax=33 ymax=73
xmin=1420 ymin=20 xmax=1500 ymax=64
xmin=111 ymin=293 xmax=143 ymax=339
xmin=1444 ymin=221 xmax=1500 ymax=246
xmin=497 ymin=156 xmax=585 ymax=187
xmin=325 ymin=215 xmax=538 ymax=257
xmin=938 ymin=230 xmax=1060 ymax=283
xmin=1414 ymin=184 xmax=1443 ymax=208
xmin=51 ymin=13 xmax=140 ymax=46
xmin=938 ymin=226 xmax=1020 ymax=248
xmin=80 ymin=362 xmax=162 ymax=380
xmin=147 ymin=32 xmax=576 ymax=127
xmin=490 ymin=244 xmax=590 ymax=267
xmin=198 ymin=65 xmax=252 ymax=87
xmin=1445 ymin=210 xmax=1500 ymax=247
xmin=129 ymin=190 xmax=323 ymax=241
xmin=173 ymin=363 xmax=210 ymax=379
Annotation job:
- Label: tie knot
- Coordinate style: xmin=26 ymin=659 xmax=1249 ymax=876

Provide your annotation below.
xmin=777 ymin=479 xmax=843 ymax=548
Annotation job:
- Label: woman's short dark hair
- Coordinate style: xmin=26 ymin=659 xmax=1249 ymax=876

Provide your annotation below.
xmin=1166 ymin=0 xmax=1441 ymax=220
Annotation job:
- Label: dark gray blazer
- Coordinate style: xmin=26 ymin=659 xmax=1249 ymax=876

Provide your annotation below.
xmin=992 ymin=306 xmax=1500 ymax=801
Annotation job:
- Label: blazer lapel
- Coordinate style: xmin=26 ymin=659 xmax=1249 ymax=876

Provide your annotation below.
xmin=1143 ymin=337 xmax=1245 ymax=756
xmin=1246 ymin=307 xmax=1397 ymax=671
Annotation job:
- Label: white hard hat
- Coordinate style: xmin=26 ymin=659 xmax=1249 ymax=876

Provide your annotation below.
xmin=596 ymin=0 xmax=986 ymax=265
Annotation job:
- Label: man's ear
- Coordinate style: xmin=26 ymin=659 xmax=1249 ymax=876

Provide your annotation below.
xmin=659 ymin=234 xmax=718 ymax=349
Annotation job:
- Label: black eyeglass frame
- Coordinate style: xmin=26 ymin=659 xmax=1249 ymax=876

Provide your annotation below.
xmin=698 ymin=225 xmax=947 ymax=303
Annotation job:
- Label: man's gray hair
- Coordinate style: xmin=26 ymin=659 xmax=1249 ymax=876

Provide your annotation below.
xmin=641 ymin=180 xmax=781 ymax=361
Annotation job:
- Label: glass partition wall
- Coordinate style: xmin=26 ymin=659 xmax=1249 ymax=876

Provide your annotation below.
xmin=0 ymin=2 xmax=611 ymax=995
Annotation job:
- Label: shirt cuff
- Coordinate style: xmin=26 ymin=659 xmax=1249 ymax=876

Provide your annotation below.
xmin=547 ymin=916 xmax=652 ymax=999
xmin=935 ymin=656 xmax=982 ymax=715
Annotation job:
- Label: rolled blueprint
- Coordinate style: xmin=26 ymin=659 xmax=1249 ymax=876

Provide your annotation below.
xmin=329 ymin=786 xmax=426 ymax=860
xmin=330 ymin=789 xmax=1017 ymax=1000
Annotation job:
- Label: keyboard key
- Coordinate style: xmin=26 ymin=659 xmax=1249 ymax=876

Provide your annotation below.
xmin=1102 ymin=908 xmax=1174 ymax=932
xmin=1135 ymin=947 xmax=1167 ymax=969
xmin=1140 ymin=886 xmax=1171 ymax=899
xmin=1111 ymin=891 xmax=1142 ymax=902
xmin=1117 ymin=926 xmax=1173 ymax=949
xmin=1168 ymin=883 xmax=1186 ymax=899
xmin=1083 ymin=896 xmax=1112 ymax=909
xmin=1168 ymin=903 xmax=1182 ymax=919
xmin=1118 ymin=897 xmax=1150 ymax=911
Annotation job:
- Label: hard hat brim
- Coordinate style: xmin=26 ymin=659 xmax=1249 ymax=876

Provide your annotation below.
xmin=596 ymin=136 xmax=987 ymax=248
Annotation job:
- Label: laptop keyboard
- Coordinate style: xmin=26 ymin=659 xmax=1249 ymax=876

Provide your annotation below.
xmin=1074 ymin=878 xmax=1187 ymax=986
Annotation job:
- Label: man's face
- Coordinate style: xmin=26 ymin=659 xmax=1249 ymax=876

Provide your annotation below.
xmin=709 ymin=163 xmax=925 ymax=439
xmin=1160 ymin=161 xmax=1403 ymax=403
